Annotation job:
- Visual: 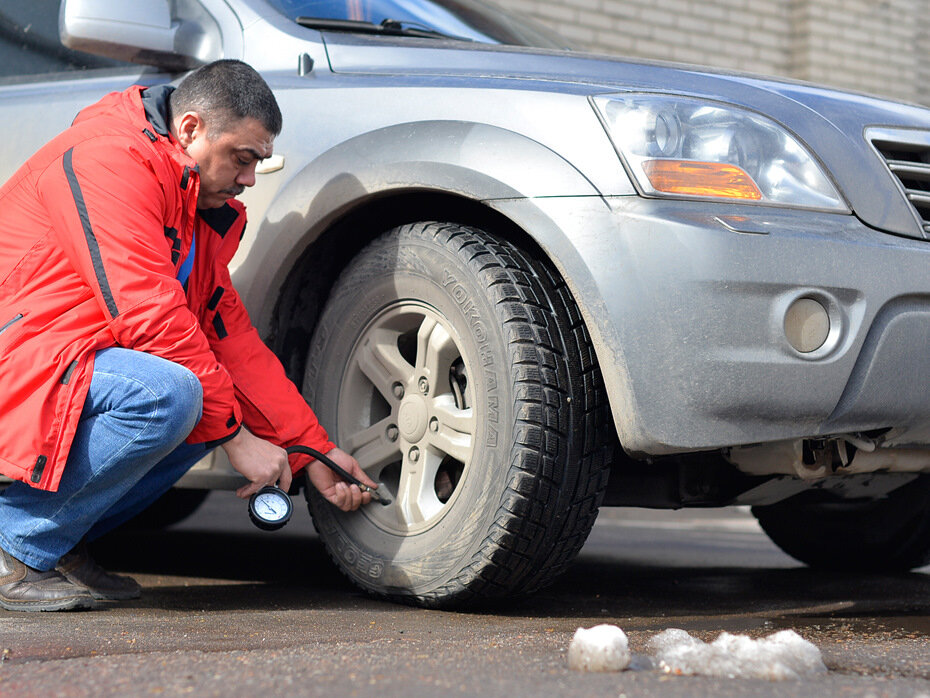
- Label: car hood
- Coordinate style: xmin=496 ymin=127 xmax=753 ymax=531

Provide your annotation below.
xmin=325 ymin=35 xmax=930 ymax=237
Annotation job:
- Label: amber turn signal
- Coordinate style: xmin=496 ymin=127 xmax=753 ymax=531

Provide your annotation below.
xmin=641 ymin=160 xmax=763 ymax=200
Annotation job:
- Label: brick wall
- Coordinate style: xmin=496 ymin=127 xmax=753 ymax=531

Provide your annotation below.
xmin=515 ymin=0 xmax=930 ymax=106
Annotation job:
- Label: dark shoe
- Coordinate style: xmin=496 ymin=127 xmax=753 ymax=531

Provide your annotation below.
xmin=56 ymin=543 xmax=141 ymax=601
xmin=0 ymin=547 xmax=97 ymax=612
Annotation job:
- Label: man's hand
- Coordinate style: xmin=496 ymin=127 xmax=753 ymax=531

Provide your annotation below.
xmin=222 ymin=428 xmax=292 ymax=498
xmin=306 ymin=447 xmax=378 ymax=511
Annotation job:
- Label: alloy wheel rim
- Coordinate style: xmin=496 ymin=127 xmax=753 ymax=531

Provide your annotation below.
xmin=337 ymin=301 xmax=476 ymax=534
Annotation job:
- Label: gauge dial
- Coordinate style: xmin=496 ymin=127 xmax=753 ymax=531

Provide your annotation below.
xmin=248 ymin=486 xmax=293 ymax=531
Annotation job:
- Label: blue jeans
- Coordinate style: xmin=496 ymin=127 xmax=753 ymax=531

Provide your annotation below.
xmin=0 ymin=348 xmax=207 ymax=570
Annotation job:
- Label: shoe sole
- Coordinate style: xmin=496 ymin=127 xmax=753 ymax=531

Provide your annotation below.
xmin=0 ymin=594 xmax=98 ymax=612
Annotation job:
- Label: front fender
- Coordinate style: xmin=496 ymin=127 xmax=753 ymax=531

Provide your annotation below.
xmin=235 ymin=120 xmax=610 ymax=329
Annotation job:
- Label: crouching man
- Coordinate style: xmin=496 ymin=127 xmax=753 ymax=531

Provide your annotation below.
xmin=0 ymin=60 xmax=376 ymax=611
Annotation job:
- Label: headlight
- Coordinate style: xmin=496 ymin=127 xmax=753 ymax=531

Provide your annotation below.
xmin=592 ymin=94 xmax=847 ymax=211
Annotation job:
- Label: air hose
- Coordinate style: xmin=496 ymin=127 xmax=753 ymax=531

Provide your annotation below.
xmin=287 ymin=444 xmax=391 ymax=506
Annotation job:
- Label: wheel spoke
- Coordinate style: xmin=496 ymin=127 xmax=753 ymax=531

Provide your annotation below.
xmin=416 ymin=319 xmax=459 ymax=393
xmin=354 ymin=330 xmax=414 ymax=402
xmin=428 ymin=394 xmax=475 ymax=463
xmin=414 ymin=317 xmax=438 ymax=371
xmin=342 ymin=417 xmax=402 ymax=475
xmin=395 ymin=450 xmax=443 ymax=526
xmin=432 ymin=394 xmax=474 ymax=433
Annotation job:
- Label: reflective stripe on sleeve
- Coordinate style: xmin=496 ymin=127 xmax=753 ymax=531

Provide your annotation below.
xmin=62 ymin=148 xmax=119 ymax=320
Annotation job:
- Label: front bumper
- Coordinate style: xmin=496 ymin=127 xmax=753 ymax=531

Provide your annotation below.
xmin=490 ymin=195 xmax=930 ymax=455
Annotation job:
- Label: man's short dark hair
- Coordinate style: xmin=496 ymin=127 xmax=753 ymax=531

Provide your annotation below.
xmin=170 ymin=59 xmax=282 ymax=138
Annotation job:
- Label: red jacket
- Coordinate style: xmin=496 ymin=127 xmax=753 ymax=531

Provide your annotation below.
xmin=0 ymin=85 xmax=332 ymax=491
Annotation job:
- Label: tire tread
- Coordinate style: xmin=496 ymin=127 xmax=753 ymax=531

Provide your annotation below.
xmin=411 ymin=222 xmax=613 ymax=605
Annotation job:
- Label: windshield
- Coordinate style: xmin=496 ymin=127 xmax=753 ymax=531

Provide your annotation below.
xmin=267 ymin=0 xmax=572 ymax=49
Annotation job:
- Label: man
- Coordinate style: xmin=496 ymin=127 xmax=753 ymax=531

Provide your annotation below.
xmin=0 ymin=60 xmax=377 ymax=611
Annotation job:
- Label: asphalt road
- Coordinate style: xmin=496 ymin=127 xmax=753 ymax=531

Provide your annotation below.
xmin=1 ymin=495 xmax=928 ymax=697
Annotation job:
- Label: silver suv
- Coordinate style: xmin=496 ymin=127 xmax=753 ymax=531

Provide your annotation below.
xmin=2 ymin=0 xmax=930 ymax=607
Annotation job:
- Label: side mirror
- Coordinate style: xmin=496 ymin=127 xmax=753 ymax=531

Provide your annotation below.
xmin=60 ymin=0 xmax=218 ymax=71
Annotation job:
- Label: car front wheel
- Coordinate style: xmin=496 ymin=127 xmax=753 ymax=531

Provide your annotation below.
xmin=303 ymin=221 xmax=612 ymax=607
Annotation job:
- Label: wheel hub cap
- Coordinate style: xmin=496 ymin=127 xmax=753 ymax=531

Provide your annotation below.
xmin=398 ymin=395 xmax=429 ymax=442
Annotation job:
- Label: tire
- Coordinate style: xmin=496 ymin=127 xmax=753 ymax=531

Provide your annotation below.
xmin=122 ymin=488 xmax=210 ymax=530
xmin=303 ymin=221 xmax=612 ymax=607
xmin=752 ymin=475 xmax=930 ymax=571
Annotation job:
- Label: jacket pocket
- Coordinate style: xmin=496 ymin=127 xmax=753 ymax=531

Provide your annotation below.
xmin=0 ymin=313 xmax=23 ymax=337
xmin=0 ymin=313 xmax=25 ymax=357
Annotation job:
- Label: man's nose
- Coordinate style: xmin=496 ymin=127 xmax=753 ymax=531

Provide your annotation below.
xmin=236 ymin=164 xmax=257 ymax=188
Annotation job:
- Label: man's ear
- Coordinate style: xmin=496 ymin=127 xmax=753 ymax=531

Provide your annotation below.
xmin=174 ymin=111 xmax=206 ymax=149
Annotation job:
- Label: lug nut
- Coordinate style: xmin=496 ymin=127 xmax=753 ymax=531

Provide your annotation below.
xmin=418 ymin=377 xmax=429 ymax=394
xmin=386 ymin=425 xmax=399 ymax=442
xmin=392 ymin=382 xmax=405 ymax=399
xmin=409 ymin=446 xmax=420 ymax=462
xmin=429 ymin=417 xmax=439 ymax=432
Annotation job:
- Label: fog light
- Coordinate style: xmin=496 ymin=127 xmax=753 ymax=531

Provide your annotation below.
xmin=784 ymin=298 xmax=830 ymax=353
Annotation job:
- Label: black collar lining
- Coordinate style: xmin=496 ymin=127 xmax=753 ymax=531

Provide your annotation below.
xmin=140 ymin=85 xmax=175 ymax=138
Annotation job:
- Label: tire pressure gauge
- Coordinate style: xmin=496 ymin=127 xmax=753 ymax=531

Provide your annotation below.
xmin=247 ymin=444 xmax=390 ymax=530
xmin=248 ymin=485 xmax=293 ymax=531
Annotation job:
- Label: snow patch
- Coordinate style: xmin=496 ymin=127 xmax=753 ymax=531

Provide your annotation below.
xmin=567 ymin=625 xmax=826 ymax=680
xmin=647 ymin=628 xmax=827 ymax=680
xmin=568 ymin=624 xmax=631 ymax=672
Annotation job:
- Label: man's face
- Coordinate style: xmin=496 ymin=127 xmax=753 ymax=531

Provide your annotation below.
xmin=177 ymin=114 xmax=275 ymax=209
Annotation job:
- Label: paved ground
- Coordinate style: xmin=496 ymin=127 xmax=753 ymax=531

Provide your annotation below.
xmin=0 ymin=496 xmax=928 ymax=697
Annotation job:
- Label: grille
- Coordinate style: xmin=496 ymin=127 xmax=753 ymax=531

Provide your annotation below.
xmin=868 ymin=127 xmax=930 ymax=236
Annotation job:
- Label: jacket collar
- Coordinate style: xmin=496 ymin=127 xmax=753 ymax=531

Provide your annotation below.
xmin=140 ymin=84 xmax=175 ymax=138
xmin=130 ymin=85 xmax=199 ymax=194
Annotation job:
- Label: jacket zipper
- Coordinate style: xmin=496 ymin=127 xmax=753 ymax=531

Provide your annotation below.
xmin=0 ymin=313 xmax=23 ymax=337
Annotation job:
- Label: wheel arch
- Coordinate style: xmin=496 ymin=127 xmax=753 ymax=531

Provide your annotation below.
xmin=236 ymin=119 xmax=604 ymax=331
xmin=261 ymin=187 xmax=645 ymax=476
xmin=240 ymin=120 xmax=613 ymax=383
xmin=264 ymin=188 xmax=552 ymax=384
